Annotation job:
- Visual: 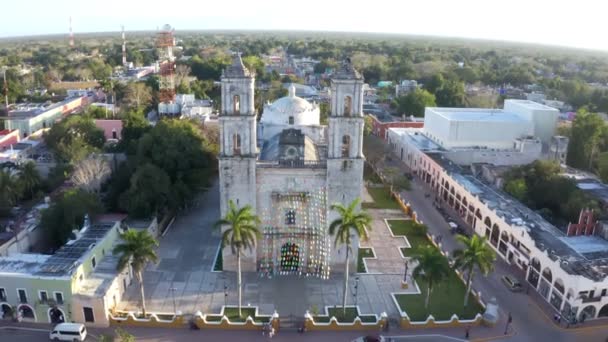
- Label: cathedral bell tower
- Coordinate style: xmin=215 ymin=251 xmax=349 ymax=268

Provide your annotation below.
xmin=327 ymin=59 xmax=365 ymax=264
xmin=218 ymin=53 xmax=258 ymax=225
xmin=327 ymin=58 xmax=365 ymax=205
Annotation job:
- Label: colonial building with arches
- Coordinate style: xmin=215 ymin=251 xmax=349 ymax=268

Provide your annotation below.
xmin=218 ymin=55 xmax=365 ymax=278
xmin=388 ymin=126 xmax=608 ymax=321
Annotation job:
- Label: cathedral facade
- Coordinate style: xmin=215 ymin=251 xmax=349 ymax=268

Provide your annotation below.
xmin=218 ymin=55 xmax=365 ymax=278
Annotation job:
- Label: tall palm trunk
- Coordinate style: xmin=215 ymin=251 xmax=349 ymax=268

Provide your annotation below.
xmin=137 ymin=270 xmax=147 ymax=317
xmin=464 ymin=267 xmax=474 ymax=307
xmin=425 ymin=281 xmax=432 ymax=309
xmin=237 ymin=248 xmax=242 ymax=317
xmin=342 ymin=247 xmax=350 ymax=315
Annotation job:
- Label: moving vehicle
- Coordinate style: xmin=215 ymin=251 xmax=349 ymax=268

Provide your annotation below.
xmin=49 ymin=323 xmax=87 ymax=341
xmin=501 ymin=275 xmax=523 ymax=292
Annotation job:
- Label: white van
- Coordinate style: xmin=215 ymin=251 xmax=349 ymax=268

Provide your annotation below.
xmin=49 ymin=323 xmax=87 ymax=341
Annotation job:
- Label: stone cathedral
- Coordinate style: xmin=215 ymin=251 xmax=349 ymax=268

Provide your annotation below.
xmin=218 ymin=55 xmax=365 ymax=278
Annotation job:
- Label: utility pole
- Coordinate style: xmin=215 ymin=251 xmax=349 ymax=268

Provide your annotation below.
xmin=169 ymin=287 xmax=177 ymax=314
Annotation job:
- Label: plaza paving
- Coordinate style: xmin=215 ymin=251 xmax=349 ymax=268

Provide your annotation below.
xmin=120 ymin=178 xmax=419 ymax=318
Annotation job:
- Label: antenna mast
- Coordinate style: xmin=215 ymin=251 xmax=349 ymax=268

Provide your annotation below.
xmin=69 ymin=16 xmax=74 ymax=48
xmin=121 ymin=25 xmax=127 ymax=67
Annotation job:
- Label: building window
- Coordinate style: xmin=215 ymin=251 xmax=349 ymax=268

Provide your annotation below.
xmin=54 ymin=292 xmax=64 ymax=305
xmin=112 ymin=129 xmax=117 ymax=139
xmin=39 ymin=291 xmax=48 ymax=303
xmin=91 ymin=256 xmax=96 ymax=269
xmin=342 ymin=160 xmax=349 ymax=171
xmin=341 ymin=135 xmax=351 ymax=158
xmin=79 ymin=274 xmax=84 ymax=282
xmin=233 ymin=134 xmax=241 ymax=155
xmin=233 ymin=95 xmax=240 ymax=114
xmin=17 ymin=289 xmax=27 ymax=303
xmin=343 ymin=96 xmax=352 ymax=116
xmin=83 ymin=307 xmax=95 ymax=323
xmin=285 ymin=209 xmax=296 ymax=225
xmin=0 ymin=288 xmax=6 ymax=301
xmin=289 ymin=116 xmax=294 ymax=125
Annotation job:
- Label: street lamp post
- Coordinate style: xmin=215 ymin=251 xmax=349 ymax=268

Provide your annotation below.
xmin=169 ymin=287 xmax=177 ymax=314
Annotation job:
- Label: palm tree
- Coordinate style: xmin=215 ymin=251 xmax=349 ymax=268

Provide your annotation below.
xmin=453 ymin=234 xmax=496 ymax=307
xmin=0 ymin=169 xmax=21 ymax=210
xmin=214 ymin=200 xmax=261 ymax=317
xmin=19 ymin=161 xmax=41 ymax=199
xmin=113 ymin=229 xmax=159 ymax=317
xmin=412 ymin=245 xmax=450 ymax=309
xmin=328 ymin=198 xmax=372 ymax=315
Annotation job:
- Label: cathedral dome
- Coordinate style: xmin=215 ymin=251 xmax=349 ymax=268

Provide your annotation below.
xmin=261 ymin=84 xmax=320 ymax=126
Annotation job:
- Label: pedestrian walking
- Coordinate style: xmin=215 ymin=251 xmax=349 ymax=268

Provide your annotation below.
xmin=465 ymin=324 xmax=470 ymax=339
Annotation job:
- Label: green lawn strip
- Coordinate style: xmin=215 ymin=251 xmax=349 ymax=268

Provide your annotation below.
xmin=388 ymin=220 xmax=430 ymax=256
xmin=313 ymin=307 xmax=377 ymax=323
xmin=363 ymin=187 xmax=401 ymax=209
xmin=396 ymin=270 xmax=483 ymax=321
xmin=213 ymin=245 xmax=223 ymax=271
xmin=357 ymin=247 xmax=375 ymax=273
xmin=388 ymin=221 xmax=483 ymax=321
xmin=206 ymin=307 xmax=270 ymax=323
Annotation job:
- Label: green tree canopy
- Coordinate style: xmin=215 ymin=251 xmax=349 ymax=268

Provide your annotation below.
xmin=44 ymin=115 xmax=105 ymax=163
xmin=393 ymin=88 xmax=436 ymax=117
xmin=119 ymin=164 xmax=171 ymax=218
xmin=41 ymin=189 xmax=103 ymax=250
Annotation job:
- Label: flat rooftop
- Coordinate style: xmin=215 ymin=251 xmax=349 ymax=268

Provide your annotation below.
xmin=427 ymin=152 xmax=608 ymax=282
xmin=35 ymin=222 xmax=117 ymax=277
xmin=506 ymin=99 xmax=559 ymax=111
xmin=426 ymin=107 xmax=527 ymax=123
xmin=389 ymin=129 xmax=443 ymax=152
xmin=0 ymin=254 xmax=51 ymax=275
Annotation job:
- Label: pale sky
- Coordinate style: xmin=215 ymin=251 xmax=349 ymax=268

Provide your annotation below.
xmin=2 ymin=0 xmax=607 ymax=51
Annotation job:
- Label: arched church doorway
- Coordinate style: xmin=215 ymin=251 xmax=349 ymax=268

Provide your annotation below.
xmin=49 ymin=307 xmax=65 ymax=324
xmin=280 ymin=242 xmax=300 ymax=273
xmin=0 ymin=304 xmax=13 ymax=319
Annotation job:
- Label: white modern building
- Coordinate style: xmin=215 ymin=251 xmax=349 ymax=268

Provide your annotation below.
xmin=424 ymin=100 xmax=558 ymax=151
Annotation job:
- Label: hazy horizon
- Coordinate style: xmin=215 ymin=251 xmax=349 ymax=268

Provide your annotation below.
xmin=1 ymin=0 xmax=607 ymax=52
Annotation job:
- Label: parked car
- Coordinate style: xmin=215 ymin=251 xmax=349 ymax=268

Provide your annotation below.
xmin=501 ymin=275 xmax=523 ymax=292
xmin=49 ymin=323 xmax=87 ymax=341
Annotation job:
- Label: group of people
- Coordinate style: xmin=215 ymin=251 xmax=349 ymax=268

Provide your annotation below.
xmin=262 ymin=323 xmax=275 ymax=338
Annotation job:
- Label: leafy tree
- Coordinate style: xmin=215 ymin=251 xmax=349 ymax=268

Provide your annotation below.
xmin=119 ymin=164 xmax=171 ymax=218
xmin=190 ymin=55 xmax=230 ymax=80
xmin=40 ymin=189 xmax=103 ymax=249
xmin=18 ymin=161 xmax=41 ymax=199
xmin=120 ymin=109 xmax=150 ymax=154
xmin=424 ymin=73 xmax=444 ymax=94
xmin=0 ymin=169 xmax=21 ymax=214
xmin=113 ymin=229 xmax=159 ymax=317
xmin=134 ymin=120 xmax=214 ymax=209
xmin=566 ymin=111 xmax=607 ymax=170
xmin=44 ymin=115 xmax=105 ymax=163
xmin=434 ymin=79 xmax=466 ymax=107
xmin=124 ymin=83 xmax=153 ymax=110
xmin=393 ymin=88 xmax=436 ymax=117
xmin=452 ymin=235 xmax=496 ymax=307
xmin=84 ymin=106 xmax=111 ymax=119
xmin=328 ymin=198 xmax=372 ymax=315
xmin=364 ymin=115 xmax=373 ymax=136
xmin=598 ymin=152 xmax=608 ymax=183
xmin=412 ymin=246 xmax=450 ymax=309
xmin=504 ymin=178 xmax=527 ymax=202
xmin=214 ymin=200 xmax=261 ymax=317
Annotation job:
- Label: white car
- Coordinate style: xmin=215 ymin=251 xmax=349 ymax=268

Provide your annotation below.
xmin=49 ymin=323 xmax=87 ymax=341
